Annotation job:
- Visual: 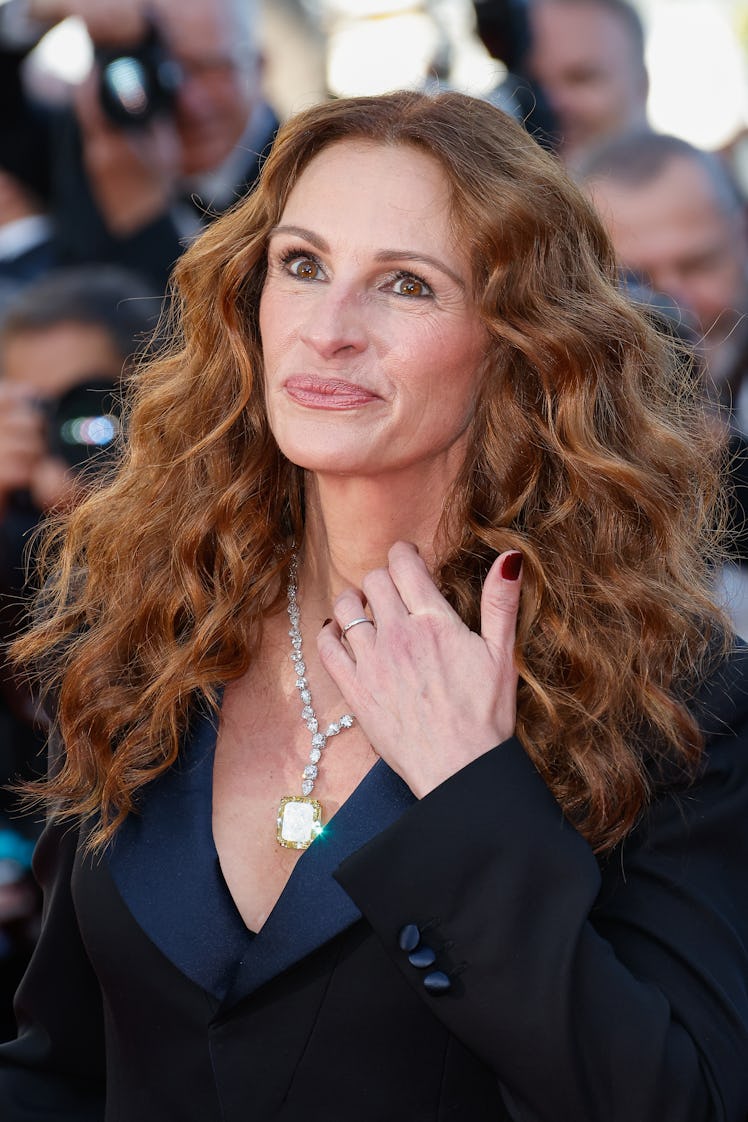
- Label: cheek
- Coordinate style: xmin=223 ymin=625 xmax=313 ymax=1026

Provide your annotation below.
xmin=412 ymin=329 xmax=485 ymax=422
xmin=258 ymin=290 xmax=283 ymax=363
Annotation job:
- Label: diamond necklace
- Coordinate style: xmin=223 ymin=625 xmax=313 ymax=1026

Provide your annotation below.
xmin=275 ymin=554 xmax=355 ymax=850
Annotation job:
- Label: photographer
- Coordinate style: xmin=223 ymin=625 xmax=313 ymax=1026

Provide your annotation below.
xmin=0 ymin=0 xmax=277 ymax=293
xmin=0 ymin=264 xmax=156 ymax=1040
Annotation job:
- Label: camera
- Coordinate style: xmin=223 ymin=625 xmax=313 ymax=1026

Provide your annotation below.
xmin=38 ymin=380 xmax=122 ymax=472
xmin=96 ymin=21 xmax=182 ymax=128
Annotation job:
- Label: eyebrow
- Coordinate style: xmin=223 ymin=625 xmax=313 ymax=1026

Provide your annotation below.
xmin=268 ymin=224 xmax=466 ymax=290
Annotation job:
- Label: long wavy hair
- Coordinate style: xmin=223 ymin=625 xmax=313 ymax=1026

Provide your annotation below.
xmin=14 ymin=90 xmax=730 ymax=852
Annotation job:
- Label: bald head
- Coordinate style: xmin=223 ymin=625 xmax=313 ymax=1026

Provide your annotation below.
xmin=528 ymin=0 xmax=649 ymax=163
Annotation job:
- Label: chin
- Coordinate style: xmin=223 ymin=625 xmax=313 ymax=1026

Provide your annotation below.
xmin=269 ymin=412 xmax=372 ymax=474
xmin=281 ymin=447 xmax=373 ymax=477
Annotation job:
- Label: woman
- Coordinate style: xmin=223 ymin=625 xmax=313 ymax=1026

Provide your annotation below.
xmin=1 ymin=91 xmax=747 ymax=1121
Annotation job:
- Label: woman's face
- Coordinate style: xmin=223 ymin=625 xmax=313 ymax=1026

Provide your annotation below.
xmin=259 ymin=140 xmax=487 ymax=484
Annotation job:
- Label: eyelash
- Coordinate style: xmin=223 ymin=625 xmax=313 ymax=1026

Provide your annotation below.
xmin=278 ymin=247 xmax=324 ymax=276
xmin=388 ymin=270 xmax=433 ymax=298
xmin=275 ymin=247 xmax=433 ymax=298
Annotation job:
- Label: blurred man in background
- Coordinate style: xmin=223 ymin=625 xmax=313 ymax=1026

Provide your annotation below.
xmin=580 ymin=132 xmax=748 ymax=411
xmin=526 ymin=0 xmax=649 ymax=166
xmin=0 ymin=21 xmax=56 ymax=291
xmin=0 ymin=171 xmax=54 ymax=290
xmin=0 ymin=0 xmax=277 ymax=291
xmin=0 ymin=264 xmax=157 ymax=1040
xmin=579 ymin=130 xmax=748 ymax=629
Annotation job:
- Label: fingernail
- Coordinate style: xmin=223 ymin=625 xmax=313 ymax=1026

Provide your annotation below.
xmin=500 ymin=551 xmax=523 ymax=581
xmin=322 ymin=618 xmax=332 ymax=627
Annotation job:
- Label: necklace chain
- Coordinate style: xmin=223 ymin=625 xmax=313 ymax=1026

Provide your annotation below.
xmin=287 ymin=554 xmax=354 ymax=799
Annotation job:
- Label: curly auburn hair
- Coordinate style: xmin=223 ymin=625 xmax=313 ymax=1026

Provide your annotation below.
xmin=14 ymin=90 xmax=730 ymax=852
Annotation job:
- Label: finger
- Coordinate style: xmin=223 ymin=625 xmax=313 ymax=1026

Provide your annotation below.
xmin=386 ymin=540 xmax=455 ymax=617
xmin=0 ymin=407 xmax=45 ymax=443
xmin=74 ymin=71 xmax=110 ymax=136
xmin=317 ymin=620 xmax=359 ymax=702
xmin=480 ymin=550 xmax=523 ymax=659
xmin=360 ymin=566 xmax=409 ymax=626
xmin=333 ymin=588 xmax=376 ymax=642
xmin=30 ymin=457 xmax=77 ymax=512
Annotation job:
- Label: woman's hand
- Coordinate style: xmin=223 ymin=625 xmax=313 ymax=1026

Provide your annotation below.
xmin=317 ymin=541 xmax=522 ymax=798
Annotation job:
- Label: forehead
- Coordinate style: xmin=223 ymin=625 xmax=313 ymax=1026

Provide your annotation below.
xmin=279 ymin=141 xmax=461 ymax=252
xmin=531 ymin=2 xmax=640 ymax=75
xmin=153 ymin=0 xmax=243 ymax=57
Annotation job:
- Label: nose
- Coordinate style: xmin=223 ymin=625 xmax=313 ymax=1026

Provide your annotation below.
xmin=299 ymin=287 xmax=369 ymax=359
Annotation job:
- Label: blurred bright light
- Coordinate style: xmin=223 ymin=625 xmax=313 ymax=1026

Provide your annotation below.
xmin=323 ymin=0 xmax=505 ymax=99
xmin=326 ymin=12 xmax=440 ymax=96
xmin=29 ymin=16 xmax=93 ymax=86
xmin=639 ymin=0 xmax=748 ymax=150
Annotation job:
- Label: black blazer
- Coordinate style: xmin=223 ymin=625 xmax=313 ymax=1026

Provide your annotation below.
xmin=2 ymin=650 xmax=748 ymax=1121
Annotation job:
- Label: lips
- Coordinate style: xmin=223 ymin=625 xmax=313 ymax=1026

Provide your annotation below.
xmin=283 ymin=375 xmax=379 ymax=410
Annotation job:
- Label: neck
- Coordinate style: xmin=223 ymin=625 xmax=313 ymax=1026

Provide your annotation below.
xmin=296 ymin=467 xmax=455 ymax=611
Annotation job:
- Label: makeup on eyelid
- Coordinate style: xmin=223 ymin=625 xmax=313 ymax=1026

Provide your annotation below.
xmin=273 ymin=246 xmax=434 ymax=298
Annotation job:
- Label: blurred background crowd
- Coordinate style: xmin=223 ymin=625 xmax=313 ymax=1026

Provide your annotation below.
xmin=0 ymin=0 xmax=747 ymax=1040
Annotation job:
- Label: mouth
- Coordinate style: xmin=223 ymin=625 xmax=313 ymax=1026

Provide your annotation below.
xmin=283 ymin=375 xmax=379 ymax=410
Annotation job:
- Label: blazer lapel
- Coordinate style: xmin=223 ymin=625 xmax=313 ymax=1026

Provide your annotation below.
xmin=221 ymin=759 xmax=414 ymax=1008
xmin=108 ymin=701 xmax=415 ymax=1008
xmin=105 ymin=708 xmax=251 ymax=1001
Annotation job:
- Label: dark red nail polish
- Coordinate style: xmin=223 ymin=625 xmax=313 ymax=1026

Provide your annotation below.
xmin=500 ymin=551 xmax=523 ymax=581
xmin=322 ymin=617 xmax=332 ymax=627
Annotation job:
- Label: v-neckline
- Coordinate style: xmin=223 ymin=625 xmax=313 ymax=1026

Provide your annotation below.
xmin=105 ymin=703 xmax=416 ymax=1004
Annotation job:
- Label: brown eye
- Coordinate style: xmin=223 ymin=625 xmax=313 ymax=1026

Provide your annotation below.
xmin=391 ymin=274 xmax=432 ymax=298
xmin=289 ymin=256 xmax=320 ymax=280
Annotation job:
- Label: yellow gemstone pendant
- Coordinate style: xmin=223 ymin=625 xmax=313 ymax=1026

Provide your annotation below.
xmin=276 ymin=795 xmax=323 ymax=850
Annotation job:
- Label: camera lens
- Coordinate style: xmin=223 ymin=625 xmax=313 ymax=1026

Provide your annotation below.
xmin=96 ymin=21 xmax=182 ymax=127
xmin=43 ymin=381 xmax=122 ymax=472
xmin=101 ymin=57 xmax=151 ymax=121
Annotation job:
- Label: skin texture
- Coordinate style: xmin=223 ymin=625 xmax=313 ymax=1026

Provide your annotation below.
xmin=260 ymin=141 xmax=489 ymax=488
xmin=528 ymin=0 xmax=648 ymax=163
xmin=587 ymin=156 xmax=748 ymax=373
xmin=215 ymin=141 xmax=521 ymax=931
xmin=0 ymin=322 xmax=123 ymax=512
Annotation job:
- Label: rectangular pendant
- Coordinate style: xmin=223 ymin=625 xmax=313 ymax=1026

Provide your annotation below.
xmin=276 ymin=795 xmax=323 ymax=850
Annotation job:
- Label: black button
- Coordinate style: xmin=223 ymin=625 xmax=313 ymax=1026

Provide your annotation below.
xmin=398 ymin=924 xmax=420 ymax=952
xmin=408 ymin=945 xmax=436 ymax=969
xmin=423 ymin=970 xmax=451 ymax=994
